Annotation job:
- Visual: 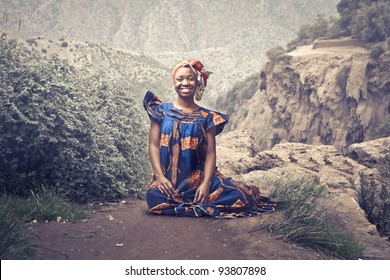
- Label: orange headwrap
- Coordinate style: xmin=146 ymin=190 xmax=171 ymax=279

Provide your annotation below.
xmin=172 ymin=60 xmax=211 ymax=101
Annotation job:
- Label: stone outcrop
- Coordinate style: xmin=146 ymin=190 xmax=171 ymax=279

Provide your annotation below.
xmin=234 ymin=47 xmax=390 ymax=152
xmin=348 ymin=137 xmax=390 ymax=168
xmin=216 ymin=130 xmax=390 ymax=259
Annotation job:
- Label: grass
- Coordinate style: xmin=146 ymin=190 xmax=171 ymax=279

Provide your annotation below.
xmin=265 ymin=175 xmax=364 ymax=259
xmin=0 ymin=208 xmax=36 ymax=260
xmin=0 ymin=186 xmax=89 ymax=259
xmin=357 ymin=173 xmax=390 ymax=237
xmin=356 ymin=146 xmax=390 ymax=237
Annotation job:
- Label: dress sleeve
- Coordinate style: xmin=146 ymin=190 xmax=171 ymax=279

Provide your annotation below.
xmin=143 ymin=91 xmax=164 ymax=124
xmin=205 ymin=111 xmax=229 ymax=136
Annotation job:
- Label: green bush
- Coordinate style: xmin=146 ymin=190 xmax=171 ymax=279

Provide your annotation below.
xmin=349 ymin=1 xmax=390 ymax=42
xmin=338 ymin=0 xmax=390 ymax=42
xmin=266 ymin=46 xmax=287 ymax=60
xmin=0 ymin=187 xmax=88 ymax=259
xmin=370 ymin=44 xmax=385 ymax=59
xmin=356 ymin=146 xmax=390 ymax=237
xmin=0 ymin=208 xmax=37 ymax=260
xmin=287 ymin=1 xmax=390 ymax=51
xmin=0 ymin=33 xmax=149 ymax=202
xmin=337 ymin=0 xmax=365 ymax=35
xmin=0 ymin=188 xmax=88 ymax=222
xmin=358 ymin=172 xmax=390 ymax=237
xmin=266 ymin=175 xmax=364 ymax=259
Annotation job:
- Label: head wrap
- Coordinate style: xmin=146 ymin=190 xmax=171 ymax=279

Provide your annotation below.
xmin=172 ymin=60 xmax=212 ymax=101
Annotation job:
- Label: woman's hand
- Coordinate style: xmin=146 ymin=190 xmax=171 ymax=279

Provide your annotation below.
xmin=194 ymin=182 xmax=211 ymax=204
xmin=156 ymin=175 xmax=175 ymax=198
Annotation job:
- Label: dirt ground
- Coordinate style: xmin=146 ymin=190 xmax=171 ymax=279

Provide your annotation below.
xmin=28 ymin=196 xmax=332 ymax=260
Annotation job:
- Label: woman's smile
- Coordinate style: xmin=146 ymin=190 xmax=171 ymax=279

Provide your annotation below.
xmin=179 ymin=86 xmax=194 ymax=93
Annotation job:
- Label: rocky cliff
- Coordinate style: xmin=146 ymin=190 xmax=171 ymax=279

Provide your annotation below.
xmin=233 ymin=46 xmax=390 ymax=152
xmin=216 ymin=130 xmax=390 ymax=259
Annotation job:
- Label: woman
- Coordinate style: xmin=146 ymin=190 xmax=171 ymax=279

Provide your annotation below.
xmin=143 ymin=60 xmax=275 ymax=218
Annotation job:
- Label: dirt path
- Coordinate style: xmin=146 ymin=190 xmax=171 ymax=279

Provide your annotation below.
xmin=28 ymin=197 xmax=329 ymax=260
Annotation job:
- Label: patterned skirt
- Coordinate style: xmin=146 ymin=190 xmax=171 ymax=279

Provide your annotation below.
xmin=146 ymin=171 xmax=276 ymax=218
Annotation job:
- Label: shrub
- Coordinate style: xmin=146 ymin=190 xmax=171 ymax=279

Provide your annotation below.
xmin=0 ymin=33 xmax=149 ymax=202
xmin=0 ymin=208 xmax=36 ymax=260
xmin=261 ymin=176 xmax=364 ymax=259
xmin=358 ymin=145 xmax=390 ymax=236
xmin=370 ymin=45 xmax=385 ymax=59
xmin=358 ymin=173 xmax=390 ymax=237
xmin=0 ymin=188 xmax=88 ymax=222
xmin=350 ymin=1 xmax=390 ymax=42
xmin=266 ymin=46 xmax=287 ymax=60
xmin=288 ymin=1 xmax=390 ymax=50
xmin=0 ymin=186 xmax=88 ymax=259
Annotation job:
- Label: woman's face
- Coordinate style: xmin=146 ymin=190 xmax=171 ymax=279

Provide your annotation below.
xmin=174 ymin=66 xmax=197 ymax=99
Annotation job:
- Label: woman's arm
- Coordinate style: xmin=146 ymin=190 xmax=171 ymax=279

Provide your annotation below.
xmin=149 ymin=119 xmax=174 ymax=197
xmin=194 ymin=126 xmax=217 ymax=203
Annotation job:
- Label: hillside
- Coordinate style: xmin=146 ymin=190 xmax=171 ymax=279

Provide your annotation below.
xmin=15 ymin=36 xmax=173 ymax=104
xmin=0 ymin=0 xmax=339 ymax=103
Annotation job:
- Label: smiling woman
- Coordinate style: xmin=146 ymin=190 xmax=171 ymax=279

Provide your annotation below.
xmin=142 ymin=60 xmax=276 ymax=218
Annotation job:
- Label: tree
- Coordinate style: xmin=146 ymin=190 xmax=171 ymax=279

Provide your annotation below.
xmin=351 ymin=1 xmax=390 ymax=42
xmin=337 ymin=0 xmax=364 ymax=34
xmin=337 ymin=0 xmax=389 ymax=41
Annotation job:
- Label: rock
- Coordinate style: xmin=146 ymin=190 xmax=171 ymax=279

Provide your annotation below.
xmin=216 ymin=130 xmax=390 ymax=259
xmin=218 ymin=130 xmax=375 ymax=190
xmin=347 ymin=137 xmax=390 ymax=168
xmin=216 ymin=130 xmax=262 ymax=177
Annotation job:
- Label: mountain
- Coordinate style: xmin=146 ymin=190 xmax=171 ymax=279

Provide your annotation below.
xmin=1 ymin=0 xmax=339 ymax=104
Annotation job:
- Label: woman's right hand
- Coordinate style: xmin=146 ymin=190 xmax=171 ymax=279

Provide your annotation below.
xmin=156 ymin=175 xmax=175 ymax=198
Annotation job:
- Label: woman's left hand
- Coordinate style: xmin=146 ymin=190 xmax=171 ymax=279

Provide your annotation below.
xmin=194 ymin=183 xmax=210 ymax=204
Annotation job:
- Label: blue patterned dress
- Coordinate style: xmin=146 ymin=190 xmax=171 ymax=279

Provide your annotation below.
xmin=143 ymin=91 xmax=275 ymax=218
